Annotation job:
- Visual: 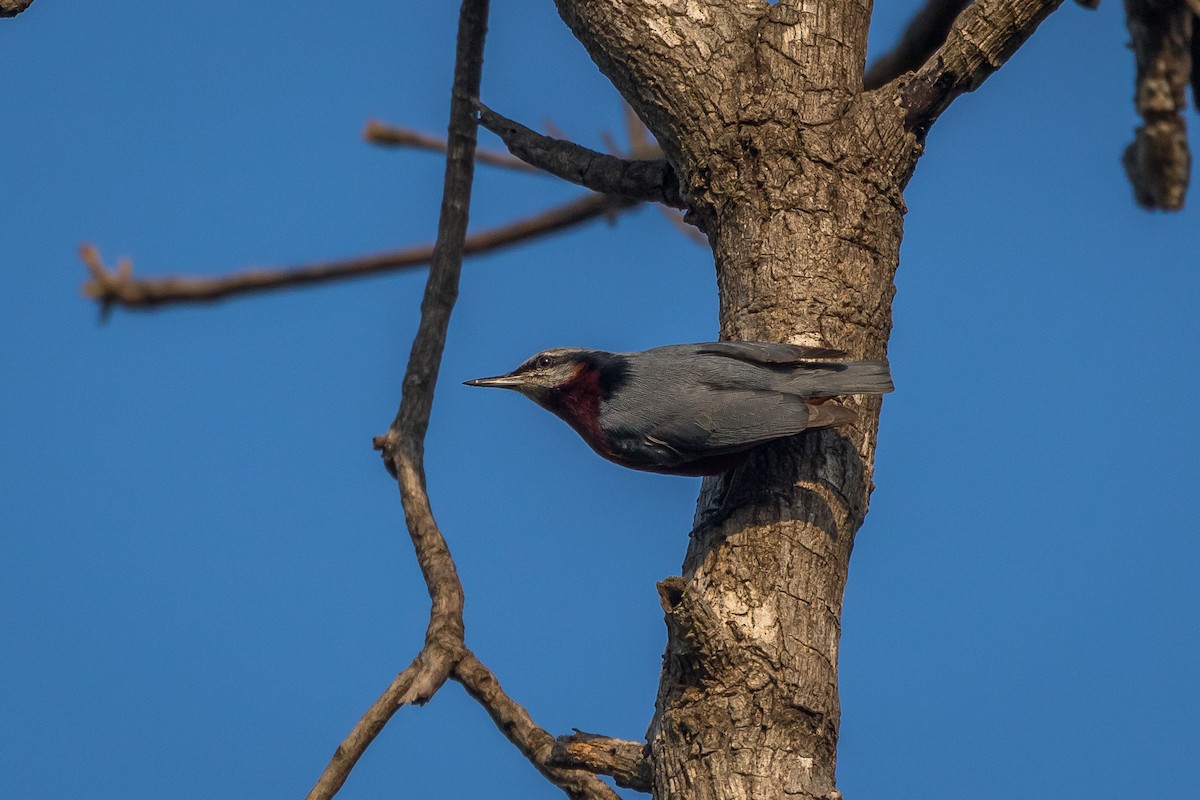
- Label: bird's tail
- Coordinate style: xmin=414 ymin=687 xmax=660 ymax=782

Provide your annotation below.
xmin=794 ymin=360 xmax=894 ymax=397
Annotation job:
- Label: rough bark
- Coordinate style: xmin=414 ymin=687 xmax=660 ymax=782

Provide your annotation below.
xmin=552 ymin=1 xmax=1059 ymax=798
xmin=553 ymin=3 xmax=902 ymax=798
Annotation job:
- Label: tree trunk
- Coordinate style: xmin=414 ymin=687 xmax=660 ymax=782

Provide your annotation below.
xmin=555 ymin=2 xmax=920 ymax=797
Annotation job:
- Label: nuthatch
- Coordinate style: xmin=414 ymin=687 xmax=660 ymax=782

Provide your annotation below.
xmin=465 ymin=341 xmax=893 ymax=476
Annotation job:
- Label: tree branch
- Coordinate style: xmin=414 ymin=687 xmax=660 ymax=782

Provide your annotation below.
xmin=0 ymin=0 xmax=35 ymax=18
xmin=1122 ymin=0 xmax=1192 ymax=209
xmin=548 ymin=730 xmax=652 ymax=793
xmin=306 ymin=6 xmax=633 ymax=798
xmin=454 ymin=654 xmax=623 ymax=800
xmin=899 ymin=0 xmax=1066 ymax=134
xmin=79 ymin=194 xmax=636 ymax=312
xmin=863 ymin=0 xmax=972 ymax=90
xmin=364 ymin=118 xmax=541 ymax=173
xmin=306 ymin=0 xmax=489 ymax=795
xmin=475 ymin=102 xmax=684 ymax=207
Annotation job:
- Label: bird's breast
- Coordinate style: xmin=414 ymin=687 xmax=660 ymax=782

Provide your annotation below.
xmin=542 ymin=368 xmax=613 ymax=456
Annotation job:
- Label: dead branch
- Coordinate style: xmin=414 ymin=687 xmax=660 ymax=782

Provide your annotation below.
xmin=863 ymin=0 xmax=972 ymax=90
xmin=364 ymin=118 xmax=541 ymax=173
xmin=79 ymin=194 xmax=636 ymax=311
xmin=1122 ymin=0 xmax=1192 ymax=209
xmin=306 ymin=5 xmax=632 ymax=798
xmin=548 ymin=730 xmax=653 ymax=793
xmin=454 ymin=654 xmax=622 ymax=800
xmin=475 ymin=102 xmax=684 ymax=208
xmin=305 ymin=0 xmax=487 ymax=795
xmin=900 ymin=0 xmax=1066 ymax=135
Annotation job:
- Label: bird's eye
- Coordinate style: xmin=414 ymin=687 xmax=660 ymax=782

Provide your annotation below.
xmin=537 ymin=355 xmax=554 ymax=368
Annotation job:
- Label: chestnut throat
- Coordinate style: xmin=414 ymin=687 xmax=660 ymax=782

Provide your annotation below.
xmin=540 ymin=354 xmax=629 ymax=454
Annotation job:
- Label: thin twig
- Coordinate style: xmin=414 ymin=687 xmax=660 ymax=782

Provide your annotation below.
xmin=364 ymin=119 xmax=541 ymax=173
xmin=863 ymin=0 xmax=972 ymax=90
xmin=900 ymin=0 xmax=1066 ymax=134
xmin=454 ymin=653 xmax=623 ymax=800
xmin=475 ymin=101 xmax=684 ymax=207
xmin=79 ymin=194 xmax=636 ymax=310
xmin=305 ymin=0 xmax=489 ymax=795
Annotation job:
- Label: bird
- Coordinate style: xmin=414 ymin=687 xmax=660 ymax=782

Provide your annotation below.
xmin=464 ymin=341 xmax=893 ymax=476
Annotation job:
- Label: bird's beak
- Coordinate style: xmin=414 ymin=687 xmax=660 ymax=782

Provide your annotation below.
xmin=464 ymin=373 xmax=527 ymax=389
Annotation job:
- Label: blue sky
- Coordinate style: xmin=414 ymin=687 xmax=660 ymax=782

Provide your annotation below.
xmin=2 ymin=2 xmax=1197 ymax=799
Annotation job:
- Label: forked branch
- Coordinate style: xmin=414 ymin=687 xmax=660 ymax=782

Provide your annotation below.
xmin=306 ymin=0 xmax=488 ymax=791
xmin=306 ymin=3 xmax=625 ymax=798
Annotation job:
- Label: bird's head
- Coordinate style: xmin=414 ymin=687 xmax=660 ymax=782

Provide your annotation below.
xmin=464 ymin=348 xmax=594 ymax=404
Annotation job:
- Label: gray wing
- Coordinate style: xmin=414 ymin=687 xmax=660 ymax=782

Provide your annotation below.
xmin=639 ymin=390 xmax=819 ymax=461
xmin=694 ymin=340 xmax=847 ymax=363
xmin=620 ymin=392 xmax=855 ymax=467
xmin=682 ymin=344 xmax=892 ymax=397
xmin=601 ymin=345 xmax=879 ymax=467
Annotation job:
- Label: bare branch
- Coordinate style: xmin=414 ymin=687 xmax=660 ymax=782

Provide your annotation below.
xmin=863 ymin=0 xmax=972 ymax=90
xmin=305 ymin=622 xmax=463 ymax=800
xmin=0 ymin=0 xmax=35 ymax=18
xmin=1122 ymin=0 xmax=1192 ymax=209
xmin=476 ymin=102 xmax=684 ymax=208
xmin=364 ymin=119 xmax=541 ymax=173
xmin=454 ymin=653 xmax=623 ymax=800
xmin=79 ymin=194 xmax=636 ymax=311
xmin=900 ymin=0 xmax=1066 ymax=134
xmin=305 ymin=0 xmax=489 ymax=796
xmin=548 ymin=730 xmax=652 ymax=793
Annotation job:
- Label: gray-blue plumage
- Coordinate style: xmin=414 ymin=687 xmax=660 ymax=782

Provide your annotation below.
xmin=598 ymin=343 xmax=892 ymax=471
xmin=466 ymin=341 xmax=893 ymax=475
